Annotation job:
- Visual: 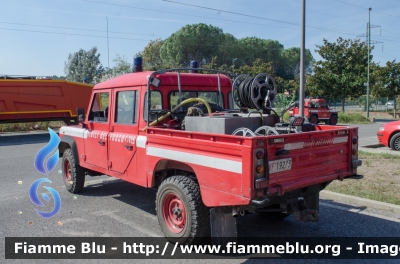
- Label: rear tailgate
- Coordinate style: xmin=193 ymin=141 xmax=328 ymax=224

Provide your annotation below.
xmin=265 ymin=126 xmax=357 ymax=195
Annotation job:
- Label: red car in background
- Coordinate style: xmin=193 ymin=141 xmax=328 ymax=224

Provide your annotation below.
xmin=377 ymin=120 xmax=400 ymax=151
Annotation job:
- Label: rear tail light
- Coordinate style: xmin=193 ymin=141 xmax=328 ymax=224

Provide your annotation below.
xmin=256 ymin=151 xmax=264 ymax=159
xmin=351 ymin=130 xmax=360 ymax=174
xmin=254 ymin=148 xmax=267 ymax=190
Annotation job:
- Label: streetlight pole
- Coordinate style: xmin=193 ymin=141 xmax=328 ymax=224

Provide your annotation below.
xmin=232 ymin=58 xmax=237 ymax=74
xmin=299 ymin=0 xmax=306 ymax=118
xmin=107 ymin=16 xmax=110 ymax=69
xmin=366 ymin=8 xmax=371 ymax=118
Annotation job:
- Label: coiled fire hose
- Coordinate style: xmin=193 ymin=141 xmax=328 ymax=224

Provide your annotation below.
xmin=141 ymin=98 xmax=211 ymax=132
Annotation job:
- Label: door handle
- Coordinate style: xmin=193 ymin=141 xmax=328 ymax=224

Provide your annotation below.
xmin=98 ymin=140 xmax=105 ymax=146
xmin=124 ymin=144 xmax=133 ymax=151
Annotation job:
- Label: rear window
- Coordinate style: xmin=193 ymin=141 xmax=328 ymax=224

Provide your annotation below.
xmin=169 ymin=91 xmax=222 ymax=109
xmin=143 ymin=91 xmax=163 ymax=121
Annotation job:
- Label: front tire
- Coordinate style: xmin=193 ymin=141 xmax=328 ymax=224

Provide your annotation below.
xmin=62 ymin=148 xmax=85 ymax=193
xmin=390 ymin=133 xmax=400 ymax=151
xmin=309 ymin=114 xmax=319 ymax=124
xmin=156 ymin=176 xmax=210 ymax=245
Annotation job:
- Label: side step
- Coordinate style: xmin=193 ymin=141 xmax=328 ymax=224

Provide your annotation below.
xmin=345 ymin=175 xmax=364 ymax=180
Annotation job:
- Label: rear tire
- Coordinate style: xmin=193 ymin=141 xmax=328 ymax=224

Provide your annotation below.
xmin=328 ymin=115 xmax=338 ymax=125
xmin=62 ymin=148 xmax=85 ymax=193
xmin=156 ymin=176 xmax=210 ymax=245
xmin=309 ymin=115 xmax=318 ymax=124
xmin=390 ymin=132 xmax=400 ymax=151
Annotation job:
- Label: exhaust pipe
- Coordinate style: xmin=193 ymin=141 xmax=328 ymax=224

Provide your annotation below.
xmin=232 ymin=207 xmax=239 ymax=217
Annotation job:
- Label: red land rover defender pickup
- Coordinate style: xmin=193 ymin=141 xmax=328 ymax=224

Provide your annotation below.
xmin=289 ymin=98 xmax=338 ymax=125
xmin=58 ymin=68 xmax=362 ymax=245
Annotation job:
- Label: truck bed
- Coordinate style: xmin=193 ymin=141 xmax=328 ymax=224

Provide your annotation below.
xmin=146 ymin=124 xmax=358 ymax=205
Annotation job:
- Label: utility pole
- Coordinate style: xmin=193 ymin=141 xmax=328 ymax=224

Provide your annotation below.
xmin=366 ymin=8 xmax=371 ymax=118
xmin=362 ymin=8 xmax=383 ymax=118
xmin=107 ymin=16 xmax=110 ymax=69
xmin=232 ymin=58 xmax=237 ymax=74
xmin=299 ymin=0 xmax=306 ymax=118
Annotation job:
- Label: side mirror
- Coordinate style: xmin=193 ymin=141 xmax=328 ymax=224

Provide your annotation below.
xmin=76 ymin=107 xmax=85 ymax=123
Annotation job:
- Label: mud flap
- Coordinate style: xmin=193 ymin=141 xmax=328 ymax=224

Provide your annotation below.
xmin=293 ymin=185 xmax=320 ymax=222
xmin=210 ymin=207 xmax=237 ymax=246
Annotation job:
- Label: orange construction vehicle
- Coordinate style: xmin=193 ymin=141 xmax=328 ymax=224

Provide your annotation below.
xmin=0 ymin=76 xmax=93 ymax=125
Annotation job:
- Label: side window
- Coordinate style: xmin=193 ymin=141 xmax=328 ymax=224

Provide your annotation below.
xmin=143 ymin=91 xmax=163 ymax=121
xmin=321 ymin=101 xmax=327 ymax=108
xmin=88 ymin=92 xmax=109 ymax=122
xmin=115 ymin=91 xmax=137 ymax=124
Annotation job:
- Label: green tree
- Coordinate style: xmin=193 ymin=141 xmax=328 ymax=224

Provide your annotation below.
xmin=372 ymin=60 xmax=400 ymax=99
xmin=141 ymin=39 xmax=165 ymax=70
xmin=280 ymin=47 xmax=314 ymax=80
xmin=235 ymin=58 xmax=274 ymax=77
xmin=159 ymin=23 xmax=233 ymax=67
xmin=307 ymin=38 xmax=370 ymax=112
xmin=64 ymin=47 xmax=104 ymax=84
xmin=102 ymin=54 xmax=132 ymax=81
xmin=237 ymin=38 xmax=284 ymax=73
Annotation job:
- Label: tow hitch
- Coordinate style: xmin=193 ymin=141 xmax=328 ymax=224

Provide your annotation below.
xmin=293 ymin=209 xmax=320 ymax=222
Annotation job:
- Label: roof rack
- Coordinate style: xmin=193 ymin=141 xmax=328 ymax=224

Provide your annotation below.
xmin=146 ymin=68 xmax=236 ymax=128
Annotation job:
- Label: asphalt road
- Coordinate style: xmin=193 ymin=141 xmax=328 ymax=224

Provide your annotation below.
xmin=1 ymin=132 xmax=400 ymax=263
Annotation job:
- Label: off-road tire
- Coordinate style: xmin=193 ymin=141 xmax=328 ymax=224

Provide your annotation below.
xmin=62 ymin=148 xmax=85 ymax=193
xmin=156 ymin=176 xmax=210 ymax=245
xmin=309 ymin=114 xmax=319 ymax=125
xmin=328 ymin=115 xmax=338 ymax=125
xmin=390 ymin=132 xmax=400 ymax=151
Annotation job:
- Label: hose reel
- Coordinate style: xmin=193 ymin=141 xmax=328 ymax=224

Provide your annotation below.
xmin=232 ymin=73 xmax=277 ymax=111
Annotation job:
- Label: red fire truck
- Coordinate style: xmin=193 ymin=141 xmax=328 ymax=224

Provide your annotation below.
xmin=58 ymin=67 xmax=362 ymax=245
xmin=289 ymin=98 xmax=338 ymax=125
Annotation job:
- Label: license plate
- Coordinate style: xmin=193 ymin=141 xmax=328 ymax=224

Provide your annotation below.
xmin=269 ymin=158 xmax=292 ymax=173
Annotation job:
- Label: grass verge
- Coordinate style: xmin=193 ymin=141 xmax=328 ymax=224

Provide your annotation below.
xmin=338 ymin=112 xmax=371 ymax=124
xmin=326 ymin=150 xmax=400 ymax=205
xmin=0 ymin=121 xmax=64 ymax=132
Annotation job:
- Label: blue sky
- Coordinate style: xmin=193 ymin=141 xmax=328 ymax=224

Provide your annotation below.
xmin=1 ymin=0 xmax=399 ymax=76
